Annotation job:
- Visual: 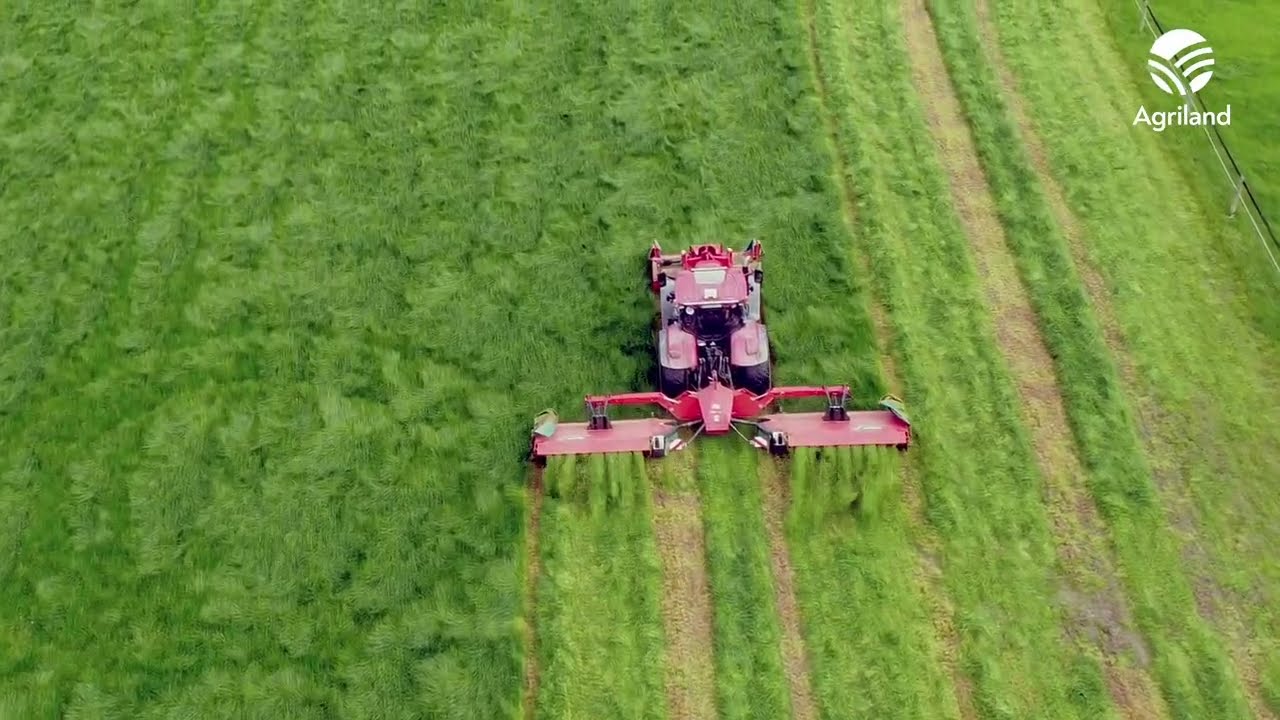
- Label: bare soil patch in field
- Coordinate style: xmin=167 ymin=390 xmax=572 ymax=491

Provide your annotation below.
xmin=524 ymin=469 xmax=545 ymax=720
xmin=652 ymin=490 xmax=718 ymax=720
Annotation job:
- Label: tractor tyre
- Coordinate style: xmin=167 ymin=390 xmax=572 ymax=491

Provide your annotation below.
xmin=659 ymin=366 xmax=691 ymax=398
xmin=732 ymin=360 xmax=772 ymax=396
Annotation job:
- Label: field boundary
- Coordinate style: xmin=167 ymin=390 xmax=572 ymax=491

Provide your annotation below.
xmin=1131 ymin=0 xmax=1280 ymax=274
xmin=900 ymin=0 xmax=1166 ymax=716
xmin=799 ymin=2 xmax=974 ymax=717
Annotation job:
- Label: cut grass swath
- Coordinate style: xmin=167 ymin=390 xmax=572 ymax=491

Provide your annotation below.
xmin=780 ymin=445 xmax=960 ymax=720
xmin=902 ymin=0 xmax=1167 ymax=715
xmin=1052 ymin=3 xmax=1280 ymax=712
xmin=536 ymin=454 xmax=667 ymax=720
xmin=695 ymin=439 xmax=791 ymax=720
xmin=805 ymin=0 xmax=1117 ymax=716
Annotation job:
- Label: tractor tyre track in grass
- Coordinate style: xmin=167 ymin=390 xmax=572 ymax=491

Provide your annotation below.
xmin=800 ymin=3 xmax=974 ymax=718
xmin=756 ymin=459 xmax=817 ymax=720
xmin=523 ymin=468 xmax=545 ymax=720
xmin=651 ymin=488 xmax=718 ymax=720
xmin=899 ymin=0 xmax=1160 ymax=717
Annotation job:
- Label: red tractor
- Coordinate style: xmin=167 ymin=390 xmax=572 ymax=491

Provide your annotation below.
xmin=530 ymin=240 xmax=911 ymax=461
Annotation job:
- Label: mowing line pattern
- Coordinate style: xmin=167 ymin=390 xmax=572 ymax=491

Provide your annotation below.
xmin=1051 ymin=4 xmax=1280 ymax=714
xmin=928 ymin=0 xmax=1268 ymax=715
xmin=693 ymin=441 xmax=791 ymax=720
xmin=966 ymin=1 xmax=1171 ymax=716
xmin=651 ymin=488 xmax=718 ymax=720
xmin=797 ymin=1 xmax=970 ymax=717
xmin=1076 ymin=7 xmax=1280 ymax=713
xmin=899 ymin=0 xmax=1159 ymax=716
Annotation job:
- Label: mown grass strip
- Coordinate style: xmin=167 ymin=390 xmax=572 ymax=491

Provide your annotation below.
xmin=522 ymin=468 xmax=545 ymax=720
xmin=1001 ymin=0 xmax=1280 ymax=713
xmin=798 ymin=3 xmax=976 ymax=715
xmin=651 ymin=476 xmax=718 ymax=719
xmin=695 ymin=439 xmax=792 ymax=720
xmin=806 ymin=0 xmax=1118 ymax=717
xmin=899 ymin=0 xmax=1166 ymax=716
xmin=536 ymin=454 xmax=667 ymax=720
xmin=924 ymin=1 xmax=1258 ymax=717
xmin=966 ymin=1 xmax=1172 ymax=715
xmin=779 ymin=445 xmax=960 ymax=720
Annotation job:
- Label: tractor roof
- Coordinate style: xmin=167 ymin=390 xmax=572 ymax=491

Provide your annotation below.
xmin=673 ymin=264 xmax=748 ymax=305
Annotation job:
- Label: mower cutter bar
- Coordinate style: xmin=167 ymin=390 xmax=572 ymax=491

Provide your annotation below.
xmin=529 ymin=385 xmax=911 ymax=461
xmin=527 ymin=415 xmax=680 ymax=453
xmin=752 ymin=409 xmax=909 ymax=450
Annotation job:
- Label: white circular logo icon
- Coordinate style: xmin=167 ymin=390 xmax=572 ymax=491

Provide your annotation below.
xmin=1148 ymin=28 xmax=1215 ymax=95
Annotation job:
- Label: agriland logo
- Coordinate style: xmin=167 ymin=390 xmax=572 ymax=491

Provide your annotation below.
xmin=1148 ymin=28 xmax=1214 ymax=94
xmin=1133 ymin=28 xmax=1231 ymax=132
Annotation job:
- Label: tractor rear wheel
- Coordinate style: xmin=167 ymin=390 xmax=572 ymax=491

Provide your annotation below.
xmin=659 ymin=366 xmax=691 ymax=398
xmin=732 ymin=360 xmax=771 ymax=396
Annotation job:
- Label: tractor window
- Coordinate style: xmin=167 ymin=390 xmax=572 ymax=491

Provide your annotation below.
xmin=692 ymin=268 xmax=727 ymax=285
xmin=682 ymin=304 xmax=743 ymax=338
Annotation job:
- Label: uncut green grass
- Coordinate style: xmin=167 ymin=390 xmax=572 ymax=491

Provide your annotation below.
xmin=0 ymin=1 xmax=684 ymax=716
xmin=535 ymin=454 xmax=666 ymax=720
xmin=925 ymin=1 xmax=1255 ymax=717
xmin=694 ymin=440 xmax=789 ymax=720
xmin=1105 ymin=0 xmax=1280 ymax=215
xmin=985 ymin=0 xmax=1280 ymax=713
xmin=809 ymin=0 xmax=1119 ymax=718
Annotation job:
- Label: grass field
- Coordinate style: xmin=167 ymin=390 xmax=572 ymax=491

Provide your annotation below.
xmin=2 ymin=1 xmax=1278 ymax=719
xmin=926 ymin=0 xmax=1256 ymax=716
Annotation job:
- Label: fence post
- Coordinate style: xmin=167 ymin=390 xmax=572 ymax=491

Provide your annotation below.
xmin=1228 ymin=173 xmax=1246 ymax=218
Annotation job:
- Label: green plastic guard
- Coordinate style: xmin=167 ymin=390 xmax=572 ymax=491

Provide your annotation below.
xmin=532 ymin=409 xmax=559 ymax=438
xmin=878 ymin=395 xmax=911 ymax=426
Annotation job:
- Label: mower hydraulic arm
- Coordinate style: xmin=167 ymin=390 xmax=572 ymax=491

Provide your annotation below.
xmin=762 ymin=386 xmax=850 ymax=402
xmin=584 ymin=392 xmax=677 ymax=410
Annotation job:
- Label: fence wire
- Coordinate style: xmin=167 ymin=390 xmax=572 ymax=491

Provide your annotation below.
xmin=1135 ymin=0 xmax=1280 ymax=274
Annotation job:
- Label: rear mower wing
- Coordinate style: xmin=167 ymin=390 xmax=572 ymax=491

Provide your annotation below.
xmin=529 ymin=387 xmax=911 ymax=462
xmin=530 ymin=408 xmax=683 ymax=462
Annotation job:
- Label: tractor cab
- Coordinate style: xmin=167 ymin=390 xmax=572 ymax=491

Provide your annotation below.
xmin=678 ymin=303 xmax=745 ymax=341
xmin=670 ymin=261 xmax=751 ymax=343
